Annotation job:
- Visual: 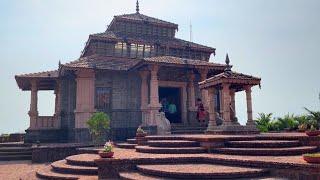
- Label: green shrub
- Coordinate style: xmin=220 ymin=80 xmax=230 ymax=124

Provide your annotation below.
xmin=255 ymin=113 xmax=273 ymax=132
xmin=86 ymin=112 xmax=110 ymax=146
xmin=304 ymin=108 xmax=320 ymax=130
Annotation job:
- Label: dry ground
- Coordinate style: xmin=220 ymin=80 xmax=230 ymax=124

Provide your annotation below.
xmin=0 ymin=160 xmax=48 ymax=180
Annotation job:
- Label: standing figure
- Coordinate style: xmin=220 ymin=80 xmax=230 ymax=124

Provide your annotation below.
xmin=196 ymin=98 xmax=206 ymax=126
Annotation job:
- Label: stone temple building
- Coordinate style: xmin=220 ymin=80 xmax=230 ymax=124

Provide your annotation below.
xmin=15 ymin=1 xmax=261 ymax=143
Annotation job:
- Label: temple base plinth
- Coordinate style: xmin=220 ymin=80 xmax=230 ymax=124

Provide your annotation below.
xmin=206 ymin=124 xmax=259 ymax=135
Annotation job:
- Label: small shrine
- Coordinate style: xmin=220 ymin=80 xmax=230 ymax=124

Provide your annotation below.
xmin=199 ymin=54 xmax=261 ymax=134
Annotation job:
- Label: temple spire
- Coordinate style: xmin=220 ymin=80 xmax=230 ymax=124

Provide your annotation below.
xmin=136 ymin=0 xmax=140 ymax=14
xmin=225 ymin=53 xmax=232 ymax=74
xmin=225 ymin=53 xmax=230 ymax=65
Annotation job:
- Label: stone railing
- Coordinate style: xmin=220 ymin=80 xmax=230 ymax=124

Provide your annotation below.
xmin=36 ymin=116 xmax=58 ymax=129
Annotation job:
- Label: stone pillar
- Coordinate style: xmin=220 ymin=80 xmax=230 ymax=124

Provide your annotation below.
xmin=188 ymin=73 xmax=197 ymax=111
xmin=147 ymin=65 xmax=161 ymax=126
xmin=245 ymin=86 xmax=254 ymax=125
xmin=230 ymin=89 xmax=236 ymax=120
xmin=222 ymin=83 xmax=231 ymax=125
xmin=74 ymin=69 xmax=96 ymax=129
xmin=139 ymin=70 xmax=149 ymax=126
xmin=199 ymin=69 xmax=209 ymax=109
xmin=28 ymin=79 xmax=38 ymax=129
xmin=207 ymin=88 xmax=216 ymax=131
xmin=54 ymin=80 xmax=61 ymax=128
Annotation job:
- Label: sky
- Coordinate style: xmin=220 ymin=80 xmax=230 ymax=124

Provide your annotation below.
xmin=0 ymin=0 xmax=319 ymax=134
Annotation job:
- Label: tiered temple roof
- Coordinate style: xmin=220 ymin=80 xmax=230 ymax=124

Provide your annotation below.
xmin=15 ymin=3 xmax=255 ymax=91
xmin=199 ymin=55 xmax=261 ymax=91
xmin=109 ymin=13 xmax=179 ymax=30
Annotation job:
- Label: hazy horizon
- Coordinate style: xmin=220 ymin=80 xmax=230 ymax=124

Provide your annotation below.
xmin=1 ymin=0 xmax=319 ymax=134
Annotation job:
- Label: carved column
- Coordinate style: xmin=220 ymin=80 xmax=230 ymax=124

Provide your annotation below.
xmin=139 ymin=70 xmax=149 ymax=126
xmin=148 ymin=65 xmax=161 ymax=126
xmin=28 ymin=79 xmax=38 ymax=129
xmin=188 ymin=73 xmax=196 ymax=111
xmin=222 ymin=83 xmax=231 ymax=125
xmin=207 ymin=88 xmax=216 ymax=131
xmin=54 ymin=80 xmax=61 ymax=128
xmin=199 ymin=68 xmax=209 ymax=109
xmin=74 ymin=69 xmax=96 ymax=129
xmin=245 ymin=86 xmax=254 ymax=125
xmin=230 ymin=89 xmax=236 ymax=120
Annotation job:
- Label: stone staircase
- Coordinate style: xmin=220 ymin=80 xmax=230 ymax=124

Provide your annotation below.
xmin=135 ymin=136 xmax=206 ymax=154
xmin=0 ymin=142 xmax=32 ymax=161
xmin=120 ymin=164 xmax=270 ymax=180
xmin=171 ymin=124 xmax=207 ymax=134
xmin=36 ymin=154 xmax=98 ymax=179
xmin=215 ymin=139 xmax=318 ymax=156
xmin=116 ymin=138 xmax=137 ymax=149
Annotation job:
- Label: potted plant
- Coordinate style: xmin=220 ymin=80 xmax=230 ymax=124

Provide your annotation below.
xmin=86 ymin=112 xmax=110 ymax=146
xmin=305 ymin=125 xmax=320 ymax=136
xmin=303 ymin=153 xmax=320 ymax=164
xmin=298 ymin=123 xmax=308 ymax=132
xmin=136 ymin=126 xmax=147 ymax=137
xmin=99 ymin=141 xmax=114 ymax=158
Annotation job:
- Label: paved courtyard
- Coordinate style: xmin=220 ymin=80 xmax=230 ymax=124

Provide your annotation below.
xmin=0 ymin=160 xmax=48 ymax=180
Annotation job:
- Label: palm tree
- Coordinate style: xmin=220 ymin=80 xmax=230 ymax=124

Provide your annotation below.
xmin=255 ymin=113 xmax=273 ymax=132
xmin=304 ymin=107 xmax=320 ymax=130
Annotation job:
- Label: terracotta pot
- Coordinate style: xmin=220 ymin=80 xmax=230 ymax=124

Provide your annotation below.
xmin=99 ymin=151 xmax=114 ymax=158
xmin=306 ymin=131 xmax=320 ymax=136
xmin=303 ymin=155 xmax=320 ymax=164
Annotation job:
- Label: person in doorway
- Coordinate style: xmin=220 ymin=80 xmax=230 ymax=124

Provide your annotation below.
xmin=160 ymin=98 xmax=169 ymax=113
xmin=168 ymin=100 xmax=177 ymax=123
xmin=196 ymin=98 xmax=206 ymax=126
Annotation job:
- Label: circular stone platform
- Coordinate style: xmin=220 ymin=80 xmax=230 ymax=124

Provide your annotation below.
xmin=135 ymin=164 xmax=269 ymax=179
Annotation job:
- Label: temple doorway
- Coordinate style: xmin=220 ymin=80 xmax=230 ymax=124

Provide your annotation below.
xmin=159 ymin=87 xmax=182 ymax=124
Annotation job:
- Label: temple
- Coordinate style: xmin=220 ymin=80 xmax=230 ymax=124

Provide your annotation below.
xmin=15 ymin=1 xmax=261 ymax=143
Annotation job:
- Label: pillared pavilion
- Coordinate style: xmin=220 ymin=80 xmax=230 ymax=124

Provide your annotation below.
xmin=15 ymin=1 xmax=261 ymax=142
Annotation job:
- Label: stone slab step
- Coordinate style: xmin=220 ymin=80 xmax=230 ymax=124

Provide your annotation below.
xmin=119 ymin=171 xmax=163 ymax=180
xmin=66 ymin=154 xmax=98 ymax=167
xmin=135 ymin=146 xmax=206 ymax=154
xmin=0 ymin=154 xmax=31 ymax=161
xmin=77 ymin=147 xmax=102 ymax=154
xmin=36 ymin=166 xmax=98 ymax=180
xmin=171 ymin=130 xmax=205 ymax=134
xmin=0 ymin=151 xmax=31 ymax=155
xmin=116 ymin=143 xmax=136 ymax=149
xmin=146 ymin=136 xmax=186 ymax=141
xmin=0 ymin=142 xmax=30 ymax=147
xmin=51 ymin=160 xmax=98 ymax=175
xmin=214 ymin=146 xmax=318 ymax=156
xmin=137 ymin=164 xmax=269 ymax=179
xmin=0 ymin=147 xmax=31 ymax=152
xmin=126 ymin=139 xmax=137 ymax=144
xmin=147 ymin=140 xmax=199 ymax=147
xmin=226 ymin=140 xmax=301 ymax=148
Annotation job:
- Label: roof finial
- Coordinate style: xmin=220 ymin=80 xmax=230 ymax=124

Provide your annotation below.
xmin=225 ymin=53 xmax=230 ymax=65
xmin=224 ymin=53 xmax=232 ymax=74
xmin=136 ymin=0 xmax=140 ymax=14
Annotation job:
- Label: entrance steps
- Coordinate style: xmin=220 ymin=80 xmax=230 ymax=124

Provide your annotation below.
xmin=214 ymin=146 xmax=318 ymax=156
xmin=116 ymin=138 xmax=137 ymax=149
xmin=36 ymin=154 xmax=99 ymax=180
xmin=147 ymin=140 xmax=199 ymax=147
xmin=0 ymin=142 xmax=32 ymax=161
xmin=226 ymin=140 xmax=301 ymax=148
xmin=171 ymin=125 xmax=207 ymax=134
xmin=120 ymin=164 xmax=269 ymax=179
xmin=136 ymin=146 xmax=206 ymax=154
xmin=217 ymin=138 xmax=318 ymax=156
